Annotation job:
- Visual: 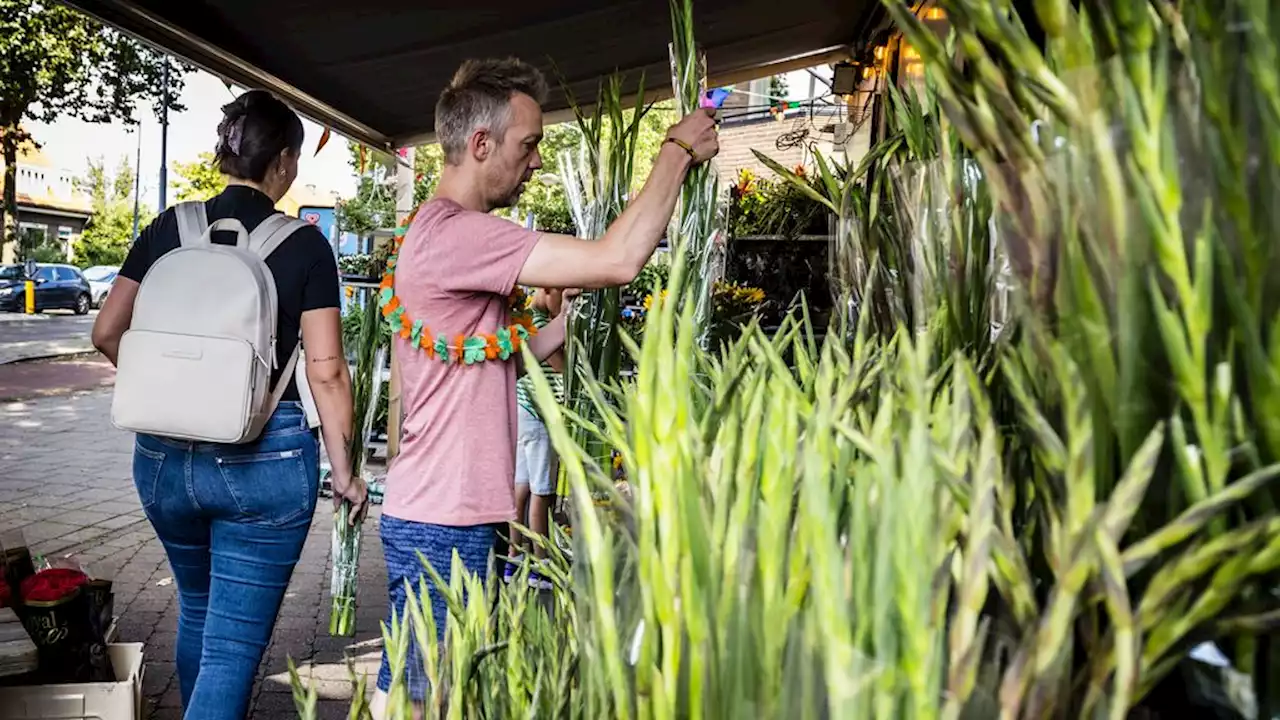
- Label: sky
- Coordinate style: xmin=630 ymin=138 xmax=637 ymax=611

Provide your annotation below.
xmin=26 ymin=72 xmax=358 ymax=211
xmin=25 ymin=66 xmax=833 ymax=212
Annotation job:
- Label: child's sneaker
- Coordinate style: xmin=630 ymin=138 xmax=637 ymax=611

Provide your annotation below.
xmin=527 ymin=572 xmax=554 ymax=591
xmin=503 ymin=556 xmax=524 ymax=584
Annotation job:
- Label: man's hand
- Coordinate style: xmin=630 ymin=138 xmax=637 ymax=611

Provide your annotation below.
xmin=666 ymin=109 xmax=720 ymax=164
xmin=559 ymin=288 xmax=582 ymax=316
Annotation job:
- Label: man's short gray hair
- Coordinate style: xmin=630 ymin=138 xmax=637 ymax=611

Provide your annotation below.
xmin=435 ymin=58 xmax=549 ymax=164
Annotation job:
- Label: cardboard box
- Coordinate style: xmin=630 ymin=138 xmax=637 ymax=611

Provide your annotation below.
xmin=0 ymin=644 xmax=144 ymax=720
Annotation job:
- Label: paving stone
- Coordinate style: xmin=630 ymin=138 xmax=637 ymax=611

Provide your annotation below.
xmin=148 ymin=631 xmax=178 ymax=656
xmin=55 ymin=509 xmax=117 ymax=526
xmin=316 ymin=700 xmax=353 ymax=720
xmin=94 ymin=499 xmax=145 ymax=516
xmin=142 ymin=661 xmax=176 ymax=697
xmin=95 ymin=513 xmax=147 ymax=531
xmin=41 ymin=526 xmax=111 ymax=553
xmin=155 ymin=687 xmax=183 ymax=709
xmin=252 ymin=690 xmax=301 ymax=716
xmin=19 ymin=520 xmax=80 ymax=544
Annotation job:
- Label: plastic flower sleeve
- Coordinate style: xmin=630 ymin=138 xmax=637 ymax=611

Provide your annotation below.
xmin=664 ymin=37 xmax=727 ymax=348
xmin=555 ymin=77 xmax=652 ymax=477
xmin=329 ymin=284 xmax=380 ymax=637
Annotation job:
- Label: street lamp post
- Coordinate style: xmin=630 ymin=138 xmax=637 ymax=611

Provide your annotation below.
xmin=131 ymin=123 xmax=143 ymax=242
xmin=158 ymin=59 xmax=170 ymax=210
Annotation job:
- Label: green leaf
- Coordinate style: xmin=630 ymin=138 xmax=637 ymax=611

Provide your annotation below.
xmin=751 ymin=150 xmax=838 ymax=213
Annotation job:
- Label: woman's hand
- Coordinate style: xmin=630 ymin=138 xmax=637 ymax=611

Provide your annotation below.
xmin=331 ymin=468 xmax=368 ymax=522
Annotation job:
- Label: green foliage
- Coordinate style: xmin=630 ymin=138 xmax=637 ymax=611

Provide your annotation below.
xmin=171 ymin=152 xmax=226 ymax=202
xmin=0 ymin=0 xmax=186 ymax=248
xmin=339 ymin=143 xmax=446 ymax=234
xmin=623 ymin=256 xmax=671 ymax=300
xmin=336 ymin=175 xmax=397 ymax=236
xmin=413 ymin=144 xmax=445 ymax=205
xmin=17 ymin=227 xmax=66 ymax=264
xmin=727 ymin=167 xmax=831 ymax=239
xmin=73 ymin=156 xmax=154 ymax=267
xmin=666 ymin=0 xmax=726 ymax=343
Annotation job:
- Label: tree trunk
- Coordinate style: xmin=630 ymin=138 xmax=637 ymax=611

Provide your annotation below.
xmin=1 ymin=126 xmax=19 ymax=264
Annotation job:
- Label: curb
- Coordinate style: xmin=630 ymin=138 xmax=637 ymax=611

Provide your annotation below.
xmin=0 ymin=348 xmax=100 ymax=366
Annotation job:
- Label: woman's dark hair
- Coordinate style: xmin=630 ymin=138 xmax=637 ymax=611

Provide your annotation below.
xmin=215 ymin=90 xmax=305 ymax=182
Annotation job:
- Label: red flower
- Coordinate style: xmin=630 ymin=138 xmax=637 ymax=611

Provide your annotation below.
xmin=20 ymin=568 xmax=89 ymax=604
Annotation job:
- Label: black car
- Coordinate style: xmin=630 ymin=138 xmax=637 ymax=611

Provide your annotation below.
xmin=0 ymin=264 xmax=94 ymax=315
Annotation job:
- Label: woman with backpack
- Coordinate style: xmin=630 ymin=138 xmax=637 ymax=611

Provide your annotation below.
xmin=91 ymin=90 xmax=367 ymax=720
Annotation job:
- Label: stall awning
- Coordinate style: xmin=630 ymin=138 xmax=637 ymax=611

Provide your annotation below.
xmin=61 ymin=0 xmax=880 ymax=149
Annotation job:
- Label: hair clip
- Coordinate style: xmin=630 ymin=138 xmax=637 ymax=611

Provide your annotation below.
xmin=224 ymin=116 xmax=246 ymax=156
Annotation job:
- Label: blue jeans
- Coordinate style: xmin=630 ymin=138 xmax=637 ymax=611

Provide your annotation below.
xmin=133 ymin=402 xmax=319 ymax=720
xmin=376 ymin=517 xmax=506 ymax=700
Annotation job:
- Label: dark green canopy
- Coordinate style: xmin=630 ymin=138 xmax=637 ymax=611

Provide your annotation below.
xmin=61 ymin=0 xmax=878 ymax=148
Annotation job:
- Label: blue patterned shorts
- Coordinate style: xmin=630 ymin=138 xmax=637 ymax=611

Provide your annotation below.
xmin=376 ymin=516 xmax=505 ymax=700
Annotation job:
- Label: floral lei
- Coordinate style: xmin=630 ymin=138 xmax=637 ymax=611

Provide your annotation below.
xmin=378 ymin=207 xmax=538 ymax=365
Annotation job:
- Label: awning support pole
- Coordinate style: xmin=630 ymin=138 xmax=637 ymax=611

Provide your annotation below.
xmin=387 ymin=146 xmax=415 ymax=461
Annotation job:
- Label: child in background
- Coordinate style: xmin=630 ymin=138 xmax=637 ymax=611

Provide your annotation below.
xmin=509 ymin=287 xmax=566 ymax=589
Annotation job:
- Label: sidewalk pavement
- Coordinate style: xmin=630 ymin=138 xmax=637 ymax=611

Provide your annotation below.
xmin=0 ymin=356 xmax=116 ymax=401
xmin=0 ymin=313 xmax=97 ymax=365
xmin=0 ymin=391 xmax=388 ymax=719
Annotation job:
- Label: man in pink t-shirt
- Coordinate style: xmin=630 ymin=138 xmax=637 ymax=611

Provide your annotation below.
xmin=376 ymin=57 xmax=718 ymax=702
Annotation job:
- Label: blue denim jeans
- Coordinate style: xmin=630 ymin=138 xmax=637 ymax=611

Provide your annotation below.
xmin=376 ymin=517 xmax=506 ymax=700
xmin=133 ymin=402 xmax=319 ymax=720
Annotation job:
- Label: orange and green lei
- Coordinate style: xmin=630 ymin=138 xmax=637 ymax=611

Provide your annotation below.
xmin=377 ymin=208 xmax=538 ymax=365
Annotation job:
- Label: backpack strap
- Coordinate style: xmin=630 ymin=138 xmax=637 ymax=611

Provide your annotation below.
xmin=246 ymin=213 xmax=315 ymax=436
xmin=175 ymin=202 xmax=210 ymax=247
xmin=249 ymin=214 xmax=311 ymax=261
xmin=257 ymin=335 xmax=302 ymax=427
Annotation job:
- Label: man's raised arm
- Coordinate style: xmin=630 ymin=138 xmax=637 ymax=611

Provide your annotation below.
xmin=517 ymin=109 xmax=719 ymax=290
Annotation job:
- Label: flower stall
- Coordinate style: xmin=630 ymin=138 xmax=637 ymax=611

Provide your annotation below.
xmin=63 ymin=0 xmax=1280 ymax=716
xmin=361 ymin=0 xmax=1280 ymax=717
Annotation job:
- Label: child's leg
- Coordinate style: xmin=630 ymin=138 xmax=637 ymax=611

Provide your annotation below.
xmin=527 ymin=415 xmax=556 ymax=560
xmin=510 ymin=482 xmax=531 ymax=560
xmin=510 ymin=406 xmax=538 ymax=563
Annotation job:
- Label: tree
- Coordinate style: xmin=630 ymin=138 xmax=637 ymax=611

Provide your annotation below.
xmin=73 ymin=156 xmax=154 ymax=267
xmin=336 ymin=174 xmax=397 ymax=236
xmin=0 ymin=1 xmax=187 ymax=256
xmin=337 ymin=144 xmax=445 ymax=235
xmin=172 ymin=152 xmax=227 ymax=202
xmin=522 ymin=102 xmax=675 ymax=236
xmin=18 ymin=226 xmax=66 ymax=263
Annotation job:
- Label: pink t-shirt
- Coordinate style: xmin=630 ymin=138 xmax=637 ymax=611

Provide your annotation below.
xmin=383 ymin=198 xmax=540 ymax=526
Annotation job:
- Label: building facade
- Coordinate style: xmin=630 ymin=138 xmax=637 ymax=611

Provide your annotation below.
xmin=1 ymin=146 xmax=93 ymax=264
xmin=711 ymin=74 xmax=870 ymax=185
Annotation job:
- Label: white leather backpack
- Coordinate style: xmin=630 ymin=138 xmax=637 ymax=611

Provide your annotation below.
xmin=112 ymin=202 xmax=311 ymax=443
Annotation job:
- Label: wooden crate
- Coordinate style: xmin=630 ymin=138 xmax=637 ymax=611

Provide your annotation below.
xmin=0 ymin=608 xmax=36 ymax=679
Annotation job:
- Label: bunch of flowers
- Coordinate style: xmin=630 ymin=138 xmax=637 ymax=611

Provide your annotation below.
xmin=20 ymin=568 xmax=88 ymax=604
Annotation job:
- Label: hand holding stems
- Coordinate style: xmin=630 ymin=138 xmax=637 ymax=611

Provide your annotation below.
xmin=665 ymin=108 xmax=720 ymax=164
xmin=538 ymin=287 xmax=582 ymax=318
xmin=331 ymin=466 xmax=368 ymax=524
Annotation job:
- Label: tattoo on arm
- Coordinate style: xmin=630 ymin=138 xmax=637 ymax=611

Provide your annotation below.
xmin=310 ymin=355 xmax=340 ymax=363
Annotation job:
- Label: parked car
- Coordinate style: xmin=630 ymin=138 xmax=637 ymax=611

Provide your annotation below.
xmin=0 ymin=264 xmax=93 ymax=315
xmin=82 ymin=265 xmax=120 ymax=308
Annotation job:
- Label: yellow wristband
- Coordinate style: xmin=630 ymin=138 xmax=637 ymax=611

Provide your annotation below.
xmin=665 ymin=137 xmax=697 ymax=161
